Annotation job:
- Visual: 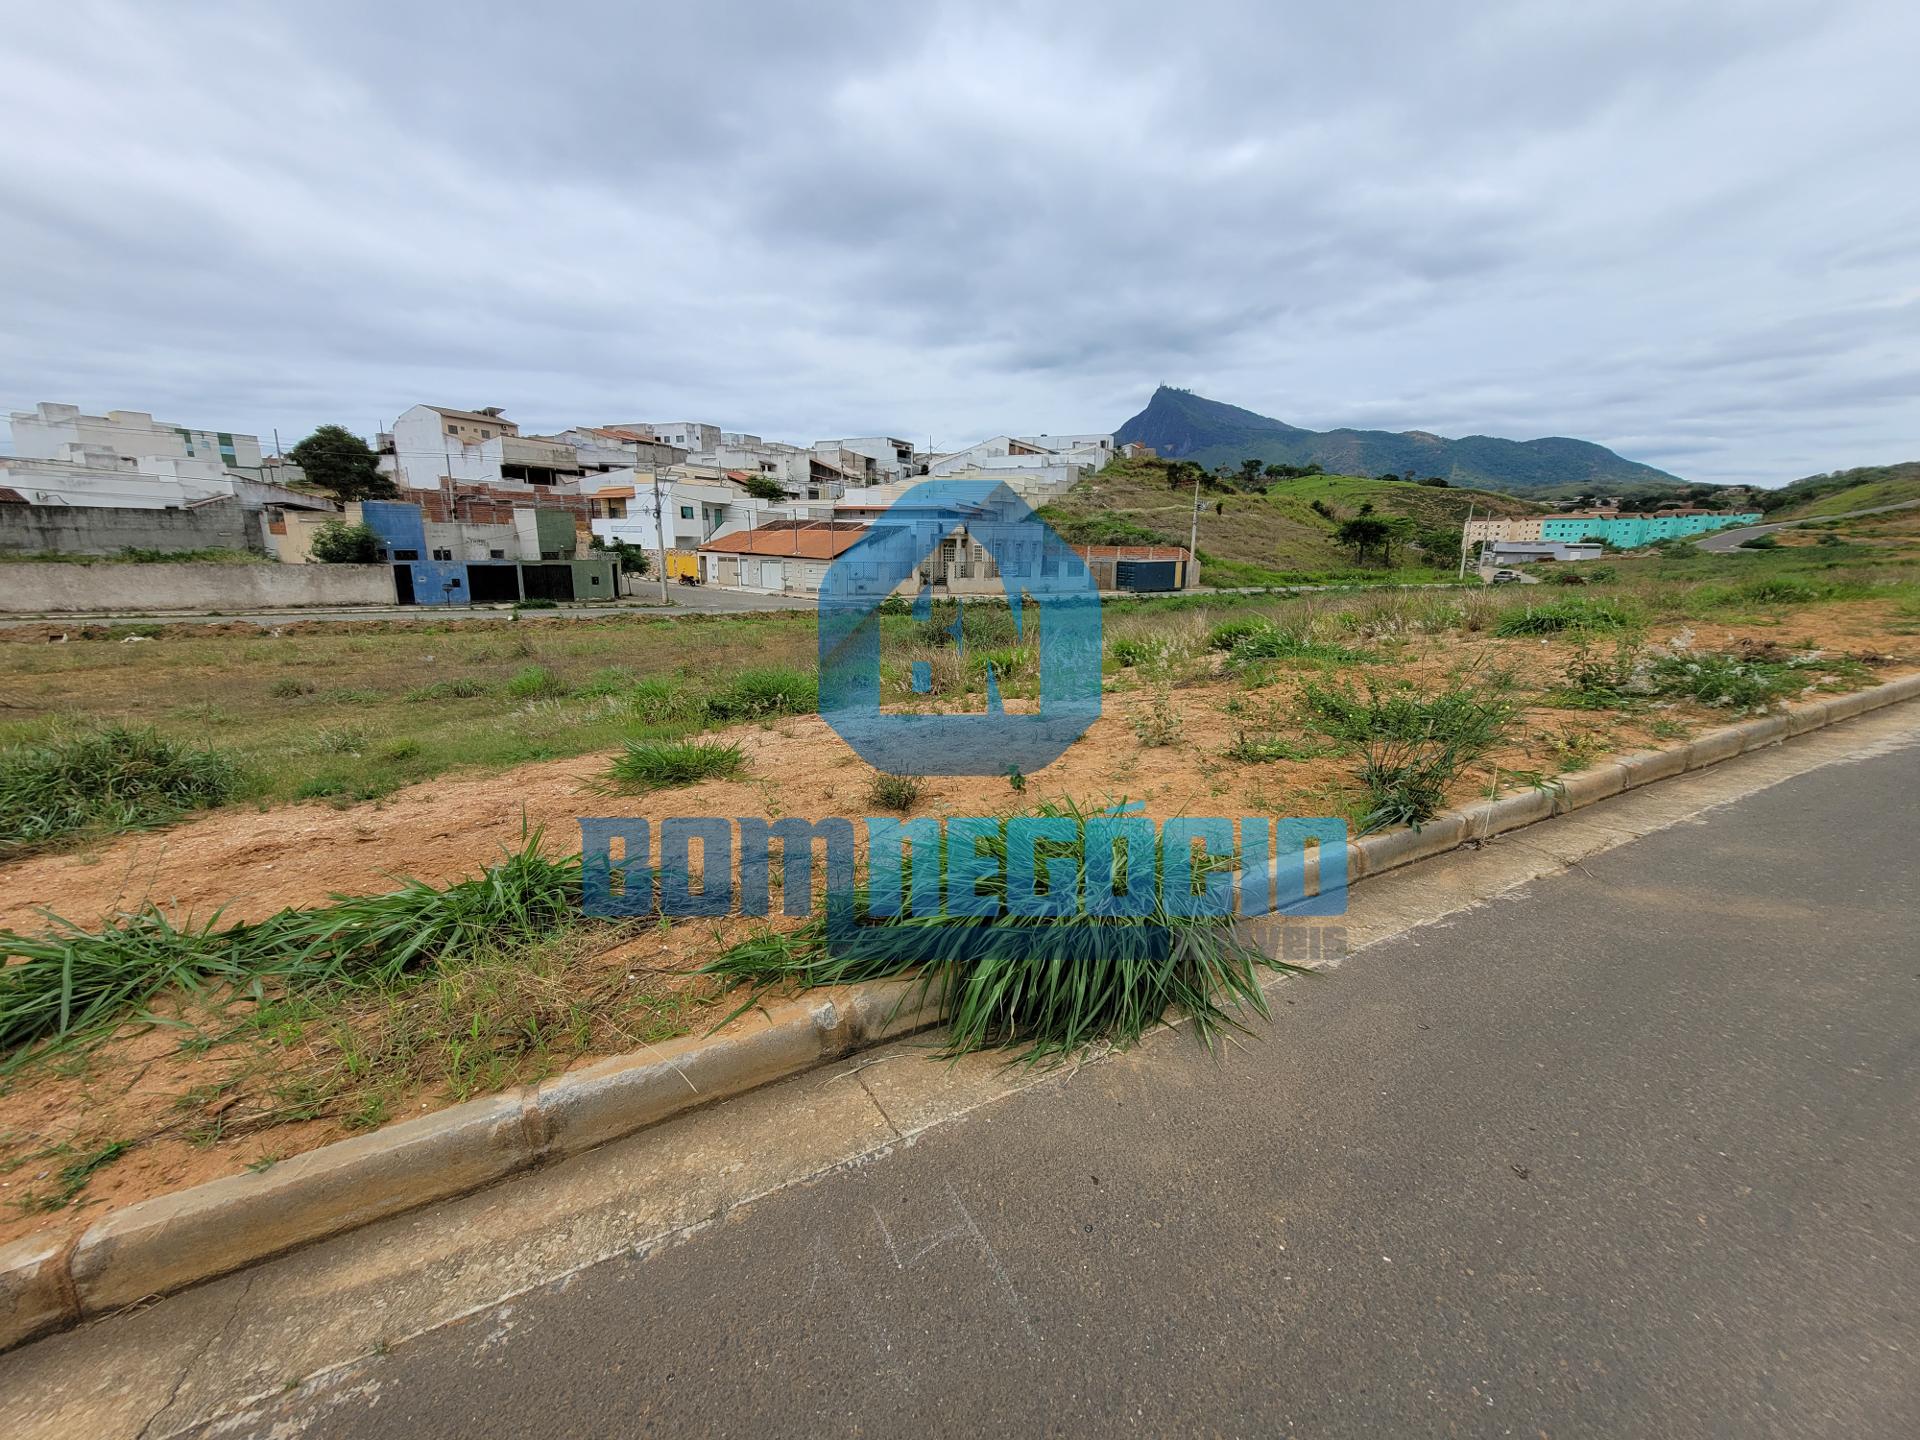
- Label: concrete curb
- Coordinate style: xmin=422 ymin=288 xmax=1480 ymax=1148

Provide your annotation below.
xmin=4 ymin=674 xmax=1918 ymax=1350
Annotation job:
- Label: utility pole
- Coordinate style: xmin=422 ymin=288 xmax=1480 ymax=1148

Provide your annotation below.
xmin=1187 ymin=464 xmax=1202 ymax=581
xmin=650 ymin=468 xmax=670 ymax=603
xmin=1458 ymin=500 xmax=1475 ymax=581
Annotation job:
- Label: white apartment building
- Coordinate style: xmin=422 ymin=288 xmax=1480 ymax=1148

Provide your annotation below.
xmin=581 ymin=469 xmax=789 ymax=553
xmin=9 ymin=402 xmax=265 ymax=470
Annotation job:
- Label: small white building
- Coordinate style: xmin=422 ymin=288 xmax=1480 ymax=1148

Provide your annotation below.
xmin=814 ymin=436 xmax=918 ymax=486
xmin=608 ymin=420 xmax=722 ymax=454
xmin=581 ymin=470 xmax=787 ymax=553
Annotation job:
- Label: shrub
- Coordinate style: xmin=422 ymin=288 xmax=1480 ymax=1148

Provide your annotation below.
xmin=1493 ymin=597 xmax=1637 ymax=636
xmin=1739 ymin=533 xmax=1780 ymax=549
xmin=0 ymin=727 xmax=242 ymax=854
xmin=866 ymin=773 xmax=924 ymax=812
xmin=269 ymin=677 xmax=315 ymax=698
xmin=308 ymin=521 xmax=380 ymax=565
xmin=703 ymin=666 xmax=816 ymax=721
xmin=1110 ymin=637 xmax=1157 ymax=667
xmin=1129 ymin=689 xmax=1182 ymax=746
xmin=608 ymin=738 xmax=745 ymax=790
xmin=1647 ymin=654 xmax=1799 ymax=713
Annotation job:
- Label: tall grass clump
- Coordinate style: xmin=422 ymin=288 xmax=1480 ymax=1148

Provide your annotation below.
xmin=1299 ymin=677 xmax=1516 ymax=831
xmin=1493 ymin=597 xmax=1638 ymax=637
xmin=702 ymin=799 xmax=1305 ymax=1063
xmin=0 ymin=830 xmax=582 ymax=1068
xmin=608 ymin=738 xmax=745 ymax=790
xmin=702 ymin=666 xmax=816 ymax=721
xmin=0 ymin=727 xmax=242 ymax=855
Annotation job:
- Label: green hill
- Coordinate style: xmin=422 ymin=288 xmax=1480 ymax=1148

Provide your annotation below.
xmin=1762 ymin=461 xmax=1920 ymax=520
xmin=1115 ymin=386 xmax=1691 ymax=498
xmin=1039 ymin=456 xmax=1547 ymax=585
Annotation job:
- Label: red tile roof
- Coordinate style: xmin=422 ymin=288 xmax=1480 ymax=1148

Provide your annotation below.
xmin=699 ymin=522 xmax=867 ymax=559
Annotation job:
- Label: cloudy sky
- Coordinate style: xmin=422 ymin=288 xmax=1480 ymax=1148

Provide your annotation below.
xmin=2 ymin=0 xmax=1915 ymax=485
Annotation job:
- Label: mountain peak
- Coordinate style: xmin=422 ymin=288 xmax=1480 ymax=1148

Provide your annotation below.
xmin=1116 ymin=389 xmax=1684 ymax=494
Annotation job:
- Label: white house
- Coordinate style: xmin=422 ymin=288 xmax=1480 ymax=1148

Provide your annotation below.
xmin=813 ymin=436 xmax=918 ymax=486
xmin=388 ymin=405 xmax=584 ymax=492
xmin=581 ymin=470 xmax=788 ymax=553
xmin=607 ymin=420 xmax=722 ymax=453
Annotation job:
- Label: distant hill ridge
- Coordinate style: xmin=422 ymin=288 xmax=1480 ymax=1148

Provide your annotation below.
xmin=1116 ymin=386 xmax=1688 ymax=496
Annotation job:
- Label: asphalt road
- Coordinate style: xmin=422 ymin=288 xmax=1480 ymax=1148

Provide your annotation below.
xmin=214 ymin=745 xmax=1919 ymax=1439
xmin=1695 ymin=497 xmax=1920 ymax=551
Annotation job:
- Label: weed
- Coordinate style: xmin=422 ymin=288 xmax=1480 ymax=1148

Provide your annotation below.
xmin=608 ymin=738 xmax=745 ymax=790
xmin=1110 ymin=637 xmax=1158 ymax=667
xmin=1006 ymin=765 xmax=1027 ymax=792
xmin=10 ymin=1139 xmax=130 ymax=1213
xmin=1129 ymin=689 xmax=1183 ymax=747
xmin=1298 ymin=677 xmax=1516 ymax=831
xmin=866 ymin=773 xmax=925 ymax=812
xmin=269 ymin=678 xmax=315 ymax=698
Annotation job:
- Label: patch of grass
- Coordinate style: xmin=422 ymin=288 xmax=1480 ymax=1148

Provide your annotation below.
xmin=405 ymin=677 xmax=493 ymax=701
xmin=608 ymin=738 xmax=746 ymax=790
xmin=1206 ymin=619 xmax=1267 ymax=652
xmin=268 ymin=678 xmax=315 ymax=699
xmin=1493 ymin=597 xmax=1638 ymax=636
xmin=702 ymin=666 xmax=816 ymax=721
xmin=10 ymin=1139 xmax=132 ymax=1214
xmin=1299 ymin=677 xmax=1517 ymax=831
xmin=504 ymin=664 xmax=570 ymax=700
xmin=0 ymin=830 xmax=585 ymax=1069
xmin=1109 ymin=637 xmax=1159 ymax=668
xmin=702 ymin=799 xmax=1306 ymax=1063
xmin=0 ymin=726 xmax=242 ymax=856
xmin=577 ymin=666 xmax=636 ymax=698
xmin=866 ymin=772 xmax=925 ymax=812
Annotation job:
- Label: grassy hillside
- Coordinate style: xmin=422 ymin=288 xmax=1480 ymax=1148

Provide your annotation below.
xmin=1765 ymin=462 xmax=1920 ymax=520
xmin=1115 ymin=386 xmax=1690 ymax=497
xmin=1039 ymin=457 xmax=1546 ymax=586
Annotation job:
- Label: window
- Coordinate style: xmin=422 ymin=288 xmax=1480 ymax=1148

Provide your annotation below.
xmin=446 ymin=425 xmax=459 ymax=436
xmin=680 ymin=505 xmax=695 ymax=519
xmin=432 ymin=548 xmax=453 ymax=561
xmin=489 ymin=549 xmax=505 ymax=560
xmin=393 ymin=548 xmax=420 ymax=561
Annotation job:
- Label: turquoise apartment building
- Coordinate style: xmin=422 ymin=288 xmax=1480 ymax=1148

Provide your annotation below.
xmin=1539 ymin=511 xmax=1762 ymax=547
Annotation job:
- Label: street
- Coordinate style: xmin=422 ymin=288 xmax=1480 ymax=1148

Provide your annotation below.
xmin=183 ymin=724 xmax=1919 ymax=1436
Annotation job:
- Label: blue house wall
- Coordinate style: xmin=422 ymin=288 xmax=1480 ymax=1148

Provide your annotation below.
xmin=361 ymin=501 xmax=471 ymax=605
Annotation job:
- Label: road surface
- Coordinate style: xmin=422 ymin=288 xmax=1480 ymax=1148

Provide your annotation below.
xmin=1695 ymin=497 xmax=1920 ymax=552
xmin=181 ymin=728 xmax=1919 ymax=1436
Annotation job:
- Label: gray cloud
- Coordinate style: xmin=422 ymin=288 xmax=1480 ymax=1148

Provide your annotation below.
xmin=1 ymin=0 xmax=1914 ymax=482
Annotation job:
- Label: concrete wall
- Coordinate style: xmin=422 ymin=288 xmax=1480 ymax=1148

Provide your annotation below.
xmin=0 ymin=497 xmax=259 ymax=555
xmin=0 ymin=562 xmax=397 ymax=614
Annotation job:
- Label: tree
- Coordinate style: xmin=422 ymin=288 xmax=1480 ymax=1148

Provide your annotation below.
xmin=1336 ymin=516 xmax=1392 ymax=564
xmin=1378 ymin=472 xmax=1402 ymax=484
xmin=590 ymin=535 xmax=650 ymax=574
xmin=308 ymin=519 xmax=380 ymax=564
xmin=1420 ymin=475 xmax=1450 ymax=487
xmin=289 ymin=425 xmax=396 ymax=502
xmin=1238 ymin=457 xmax=1266 ymax=484
xmin=739 ymin=473 xmax=787 ymax=502
xmin=1358 ymin=500 xmax=1375 ymax=516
